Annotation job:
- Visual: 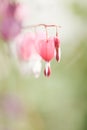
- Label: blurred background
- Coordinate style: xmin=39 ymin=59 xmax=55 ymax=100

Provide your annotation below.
xmin=0 ymin=0 xmax=87 ymax=130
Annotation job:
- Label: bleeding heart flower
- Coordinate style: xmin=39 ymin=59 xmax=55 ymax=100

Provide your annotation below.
xmin=0 ymin=0 xmax=61 ymax=78
xmin=18 ymin=33 xmax=36 ymax=60
xmin=9 ymin=33 xmax=42 ymax=78
xmin=37 ymin=38 xmax=55 ymax=62
xmin=8 ymin=24 xmax=61 ymax=78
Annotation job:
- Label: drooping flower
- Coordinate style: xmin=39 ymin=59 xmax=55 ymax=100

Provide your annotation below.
xmin=36 ymin=36 xmax=55 ymax=77
xmin=37 ymin=37 xmax=55 ymax=62
xmin=9 ymin=33 xmax=42 ymax=78
xmin=0 ymin=0 xmax=61 ymax=78
xmin=8 ymin=24 xmax=61 ymax=78
xmin=18 ymin=33 xmax=36 ymax=60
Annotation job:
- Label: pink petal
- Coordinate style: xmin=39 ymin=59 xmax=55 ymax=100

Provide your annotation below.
xmin=37 ymin=38 xmax=55 ymax=62
xmin=18 ymin=33 xmax=36 ymax=60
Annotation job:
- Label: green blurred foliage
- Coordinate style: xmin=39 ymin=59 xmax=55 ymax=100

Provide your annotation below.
xmin=71 ymin=2 xmax=87 ymax=21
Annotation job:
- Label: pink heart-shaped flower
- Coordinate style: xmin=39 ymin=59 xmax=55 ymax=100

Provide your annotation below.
xmin=37 ymin=38 xmax=55 ymax=62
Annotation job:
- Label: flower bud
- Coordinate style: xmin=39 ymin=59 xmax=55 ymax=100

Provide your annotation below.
xmin=54 ymin=37 xmax=60 ymax=49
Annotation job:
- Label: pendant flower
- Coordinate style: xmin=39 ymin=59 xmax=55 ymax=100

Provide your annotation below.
xmin=9 ymin=24 xmax=61 ymax=77
xmin=37 ymin=38 xmax=55 ymax=62
xmin=0 ymin=0 xmax=61 ymax=78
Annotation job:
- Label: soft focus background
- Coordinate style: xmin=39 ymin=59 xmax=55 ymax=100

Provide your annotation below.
xmin=0 ymin=0 xmax=87 ymax=130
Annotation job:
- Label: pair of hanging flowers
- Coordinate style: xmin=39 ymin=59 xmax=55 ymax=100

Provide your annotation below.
xmin=0 ymin=0 xmax=61 ymax=78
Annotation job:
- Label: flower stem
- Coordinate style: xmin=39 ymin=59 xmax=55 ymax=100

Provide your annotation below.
xmin=22 ymin=24 xmax=61 ymax=29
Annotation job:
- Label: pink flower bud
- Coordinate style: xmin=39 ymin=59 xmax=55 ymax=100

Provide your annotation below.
xmin=54 ymin=37 xmax=60 ymax=49
xmin=54 ymin=37 xmax=61 ymax=62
